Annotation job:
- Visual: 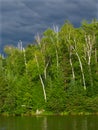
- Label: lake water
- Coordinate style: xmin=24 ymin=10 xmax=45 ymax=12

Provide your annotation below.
xmin=0 ymin=115 xmax=98 ymax=130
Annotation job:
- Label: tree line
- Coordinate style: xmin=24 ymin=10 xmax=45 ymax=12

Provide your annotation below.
xmin=0 ymin=20 xmax=98 ymax=115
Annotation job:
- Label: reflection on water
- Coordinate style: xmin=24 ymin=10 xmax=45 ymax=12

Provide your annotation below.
xmin=72 ymin=116 xmax=88 ymax=130
xmin=0 ymin=115 xmax=98 ymax=130
xmin=42 ymin=117 xmax=47 ymax=130
xmin=82 ymin=117 xmax=88 ymax=130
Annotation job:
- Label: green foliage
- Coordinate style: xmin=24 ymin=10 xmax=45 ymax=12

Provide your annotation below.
xmin=84 ymin=96 xmax=98 ymax=112
xmin=0 ymin=19 xmax=98 ymax=115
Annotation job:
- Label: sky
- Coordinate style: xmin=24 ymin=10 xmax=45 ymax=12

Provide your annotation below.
xmin=0 ymin=0 xmax=98 ymax=53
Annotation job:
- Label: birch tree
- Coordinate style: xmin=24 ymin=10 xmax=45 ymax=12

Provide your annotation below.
xmin=72 ymin=32 xmax=86 ymax=90
xmin=35 ymin=34 xmax=50 ymax=81
xmin=66 ymin=30 xmax=75 ymax=81
xmin=82 ymin=20 xmax=98 ymax=88
xmin=34 ymin=53 xmax=47 ymax=102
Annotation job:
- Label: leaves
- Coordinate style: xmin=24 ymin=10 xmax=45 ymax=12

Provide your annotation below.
xmin=0 ymin=20 xmax=98 ymax=114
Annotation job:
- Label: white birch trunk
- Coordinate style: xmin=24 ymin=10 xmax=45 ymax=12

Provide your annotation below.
xmin=36 ymin=34 xmax=49 ymax=80
xmin=44 ymin=60 xmax=49 ymax=80
xmin=35 ymin=54 xmax=47 ymax=102
xmin=69 ymin=48 xmax=75 ymax=80
xmin=39 ymin=75 xmax=47 ymax=102
xmin=72 ymin=46 xmax=86 ymax=90
xmin=84 ymin=34 xmax=95 ymax=87
xmin=53 ymin=25 xmax=59 ymax=70
xmin=23 ymin=48 xmax=27 ymax=74
xmin=18 ymin=40 xmax=23 ymax=51
xmin=66 ymin=34 xmax=75 ymax=80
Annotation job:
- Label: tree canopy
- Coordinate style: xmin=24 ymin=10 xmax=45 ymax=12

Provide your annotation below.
xmin=0 ymin=20 xmax=98 ymax=115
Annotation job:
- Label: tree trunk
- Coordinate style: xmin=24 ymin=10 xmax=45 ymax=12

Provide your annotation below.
xmin=35 ymin=54 xmax=47 ymax=102
xmin=23 ymin=48 xmax=27 ymax=74
xmin=69 ymin=49 xmax=75 ymax=80
xmin=72 ymin=46 xmax=86 ymax=90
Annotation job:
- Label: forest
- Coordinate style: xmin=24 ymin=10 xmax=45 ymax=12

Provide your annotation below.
xmin=0 ymin=20 xmax=98 ymax=115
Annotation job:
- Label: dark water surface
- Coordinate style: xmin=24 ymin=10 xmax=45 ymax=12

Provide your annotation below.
xmin=0 ymin=115 xmax=98 ymax=130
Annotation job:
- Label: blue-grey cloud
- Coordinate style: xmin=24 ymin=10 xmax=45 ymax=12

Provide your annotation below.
xmin=0 ymin=0 xmax=98 ymax=53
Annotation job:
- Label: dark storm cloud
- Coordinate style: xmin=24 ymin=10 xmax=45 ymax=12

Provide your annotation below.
xmin=0 ymin=0 xmax=98 ymax=52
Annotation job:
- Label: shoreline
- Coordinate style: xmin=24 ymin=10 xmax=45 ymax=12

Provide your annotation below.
xmin=1 ymin=111 xmax=98 ymax=117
